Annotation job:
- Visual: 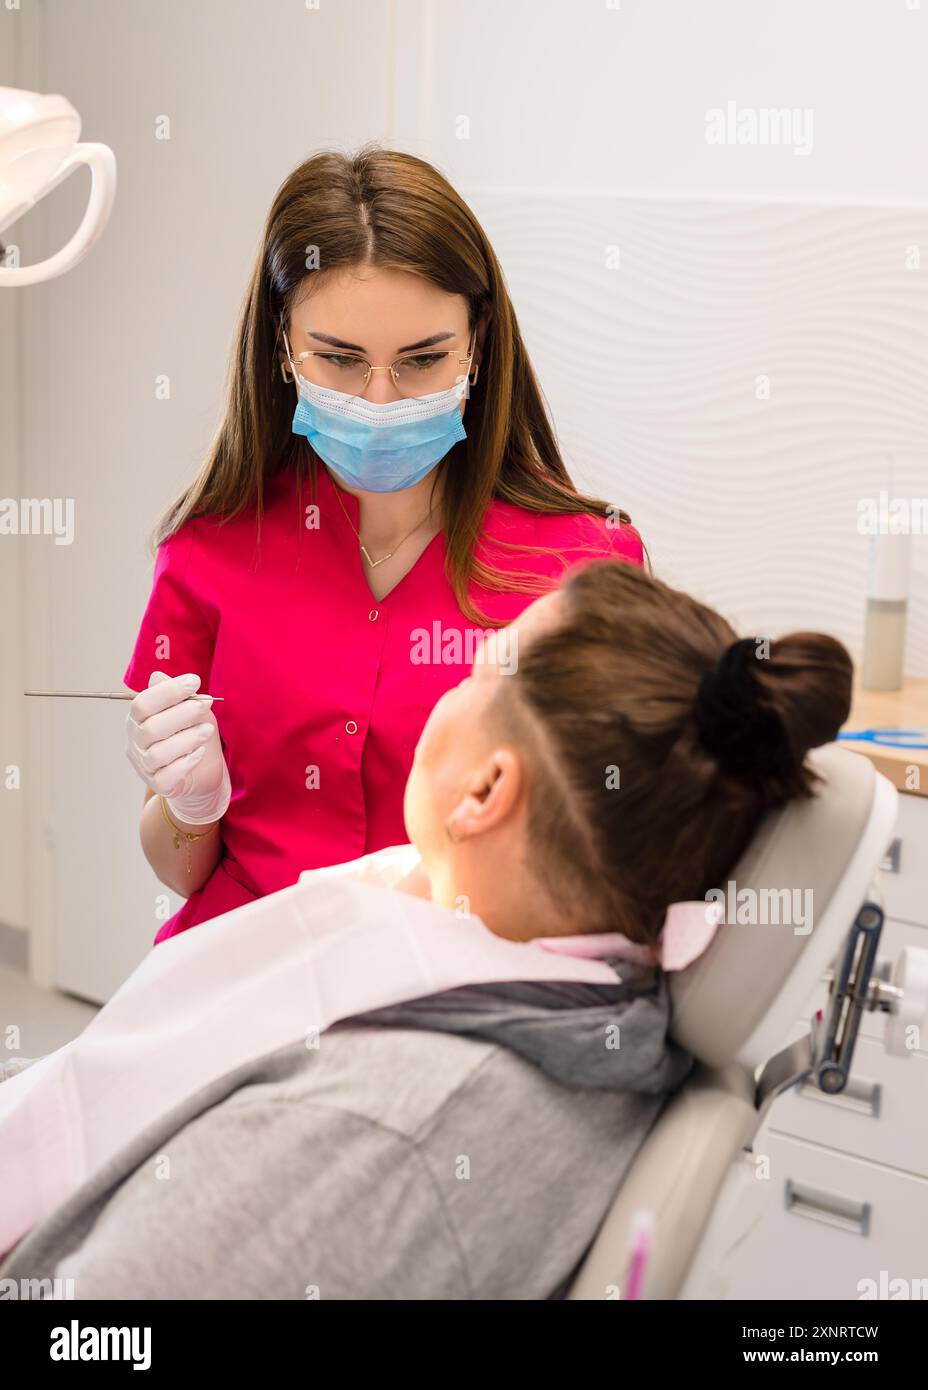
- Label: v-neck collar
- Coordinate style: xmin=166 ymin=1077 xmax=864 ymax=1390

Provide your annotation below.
xmin=318 ymin=465 xmax=446 ymax=605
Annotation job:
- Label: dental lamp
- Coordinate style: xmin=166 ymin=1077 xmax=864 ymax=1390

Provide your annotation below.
xmin=0 ymin=86 xmax=116 ymax=286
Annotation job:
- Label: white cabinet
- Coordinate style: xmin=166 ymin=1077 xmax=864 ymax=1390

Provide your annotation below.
xmin=725 ymin=1130 xmax=928 ymax=1300
xmin=876 ymin=794 xmax=928 ymax=929
xmin=722 ymin=792 xmax=928 ymax=1299
xmin=771 ymin=1034 xmax=928 ymax=1178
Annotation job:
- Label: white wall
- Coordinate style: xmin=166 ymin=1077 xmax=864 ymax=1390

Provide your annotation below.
xmin=4 ymin=0 xmax=398 ymax=995
xmin=3 ymin=0 xmax=926 ymax=999
xmin=412 ymin=0 xmax=928 ymax=651
xmin=0 ymin=0 xmax=41 ymax=953
xmin=412 ymin=0 xmax=928 ymax=199
xmin=0 ymin=194 xmax=26 ymax=945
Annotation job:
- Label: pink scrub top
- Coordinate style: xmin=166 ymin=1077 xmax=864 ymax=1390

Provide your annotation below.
xmin=123 ymin=464 xmax=644 ymax=944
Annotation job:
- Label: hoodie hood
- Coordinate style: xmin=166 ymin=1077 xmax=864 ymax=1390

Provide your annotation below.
xmin=350 ymin=962 xmax=694 ymax=1096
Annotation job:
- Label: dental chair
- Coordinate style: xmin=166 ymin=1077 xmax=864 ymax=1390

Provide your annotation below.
xmin=568 ymin=742 xmax=924 ymax=1300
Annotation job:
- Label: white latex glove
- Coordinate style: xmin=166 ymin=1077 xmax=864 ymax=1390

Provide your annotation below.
xmin=126 ymin=671 xmax=231 ymax=825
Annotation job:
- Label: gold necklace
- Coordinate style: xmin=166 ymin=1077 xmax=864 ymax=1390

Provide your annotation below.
xmin=332 ymin=482 xmax=437 ymax=569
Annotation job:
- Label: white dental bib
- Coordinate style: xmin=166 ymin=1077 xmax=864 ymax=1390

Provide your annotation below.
xmin=0 ymin=846 xmax=623 ymax=1258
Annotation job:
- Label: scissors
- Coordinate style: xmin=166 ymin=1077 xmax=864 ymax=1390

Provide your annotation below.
xmin=838 ymin=728 xmax=928 ymax=749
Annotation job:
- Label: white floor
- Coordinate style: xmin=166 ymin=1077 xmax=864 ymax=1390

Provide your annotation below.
xmin=0 ymin=965 xmax=98 ymax=1062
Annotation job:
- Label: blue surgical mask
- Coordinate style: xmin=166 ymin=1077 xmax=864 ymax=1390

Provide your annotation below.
xmin=290 ymin=374 xmax=468 ymax=493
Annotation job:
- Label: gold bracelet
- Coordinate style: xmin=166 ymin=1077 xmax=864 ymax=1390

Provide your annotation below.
xmin=159 ymin=796 xmax=219 ymax=874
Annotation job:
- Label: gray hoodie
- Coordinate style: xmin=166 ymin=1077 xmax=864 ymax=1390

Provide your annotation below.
xmin=0 ymin=966 xmax=691 ymax=1300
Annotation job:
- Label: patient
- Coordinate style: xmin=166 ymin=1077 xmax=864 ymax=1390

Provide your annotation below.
xmin=0 ymin=561 xmax=851 ymax=1300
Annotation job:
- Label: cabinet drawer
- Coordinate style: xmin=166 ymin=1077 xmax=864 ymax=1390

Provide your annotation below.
xmin=725 ymin=1130 xmax=928 ymax=1299
xmin=768 ymin=1031 xmax=928 ymax=1177
xmin=877 ymin=794 xmax=928 ymax=928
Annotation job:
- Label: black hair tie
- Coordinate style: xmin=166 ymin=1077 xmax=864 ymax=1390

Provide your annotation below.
xmin=694 ymin=638 xmax=794 ymax=782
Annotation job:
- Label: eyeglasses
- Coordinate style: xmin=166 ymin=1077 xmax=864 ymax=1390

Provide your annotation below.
xmin=278 ymin=322 xmax=479 ymax=400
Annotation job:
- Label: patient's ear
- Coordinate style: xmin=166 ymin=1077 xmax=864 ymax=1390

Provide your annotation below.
xmin=447 ymin=748 xmax=522 ymax=840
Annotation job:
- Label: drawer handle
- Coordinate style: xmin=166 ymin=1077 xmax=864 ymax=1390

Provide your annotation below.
xmin=784 ymin=1179 xmax=871 ymax=1236
xmin=880 ymin=837 xmax=902 ymax=874
xmin=796 ymin=1076 xmax=882 ymax=1119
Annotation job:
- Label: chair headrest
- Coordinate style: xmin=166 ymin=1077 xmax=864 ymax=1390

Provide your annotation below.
xmin=669 ymin=743 xmax=896 ymax=1070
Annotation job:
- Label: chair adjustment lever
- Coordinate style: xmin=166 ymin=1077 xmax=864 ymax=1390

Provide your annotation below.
xmin=755 ymin=901 xmax=885 ymax=1113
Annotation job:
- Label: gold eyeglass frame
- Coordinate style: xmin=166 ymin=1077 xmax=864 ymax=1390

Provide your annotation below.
xmin=278 ymin=320 xmax=480 ymax=395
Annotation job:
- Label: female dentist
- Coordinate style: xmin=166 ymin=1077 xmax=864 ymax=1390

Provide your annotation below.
xmin=123 ymin=143 xmax=644 ymax=944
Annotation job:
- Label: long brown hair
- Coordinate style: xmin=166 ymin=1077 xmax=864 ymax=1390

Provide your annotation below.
xmin=491 ymin=561 xmax=853 ymax=944
xmin=151 ymin=142 xmax=634 ymax=624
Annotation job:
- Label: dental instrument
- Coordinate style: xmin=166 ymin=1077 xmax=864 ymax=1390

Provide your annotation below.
xmin=24 ymin=690 xmax=223 ymax=701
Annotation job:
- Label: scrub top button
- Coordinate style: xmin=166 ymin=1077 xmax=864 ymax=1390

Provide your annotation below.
xmin=368 ymin=609 xmax=379 ymax=622
xmin=345 ymin=720 xmax=359 ymax=735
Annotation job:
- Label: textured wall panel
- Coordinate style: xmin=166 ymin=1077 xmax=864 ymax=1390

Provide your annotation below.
xmin=466 ymin=191 xmax=928 ymax=673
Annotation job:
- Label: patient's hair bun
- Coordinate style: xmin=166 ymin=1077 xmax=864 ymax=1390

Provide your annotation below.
xmin=694 ymin=631 xmax=853 ymax=801
xmin=494 ymin=560 xmax=855 ymax=945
